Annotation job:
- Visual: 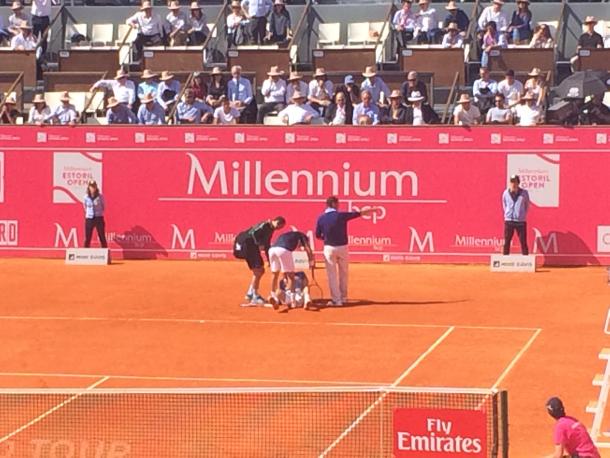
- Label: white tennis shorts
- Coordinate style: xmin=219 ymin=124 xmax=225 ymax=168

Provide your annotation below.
xmin=268 ymin=246 xmax=295 ymax=273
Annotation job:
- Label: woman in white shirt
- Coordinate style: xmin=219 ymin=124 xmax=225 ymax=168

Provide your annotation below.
xmin=187 ymin=2 xmax=209 ymax=45
xmin=227 ymin=1 xmax=246 ymax=47
xmin=213 ymin=96 xmax=240 ymax=124
xmin=524 ymin=67 xmax=545 ymax=106
xmin=28 ymin=93 xmax=50 ymax=125
xmin=529 ymin=23 xmax=554 ymax=48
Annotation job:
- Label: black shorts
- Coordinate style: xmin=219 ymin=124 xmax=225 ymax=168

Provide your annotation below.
xmin=233 ymin=232 xmax=264 ymax=270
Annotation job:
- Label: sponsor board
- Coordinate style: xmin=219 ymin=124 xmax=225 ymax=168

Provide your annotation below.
xmin=490 ymin=254 xmax=536 ymax=272
xmin=0 ymin=220 xmax=18 ymax=246
xmin=53 ymin=152 xmax=103 ymax=204
xmin=506 ymin=154 xmax=560 ymax=207
xmin=65 ymin=248 xmax=110 ymax=265
xmin=597 ymin=226 xmax=610 ymax=253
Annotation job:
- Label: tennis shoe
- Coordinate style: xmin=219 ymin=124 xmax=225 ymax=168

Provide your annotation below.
xmin=252 ymin=295 xmax=266 ymax=305
xmin=326 ymin=300 xmax=343 ymax=307
xmin=244 ymin=292 xmax=253 ymax=301
xmin=268 ymin=295 xmax=280 ymax=311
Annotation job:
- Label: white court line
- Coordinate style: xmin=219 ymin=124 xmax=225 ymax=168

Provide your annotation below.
xmin=0 ymin=376 xmax=109 ymax=445
xmin=0 ymin=371 xmax=384 ymax=386
xmin=491 ymin=328 xmax=543 ymax=390
xmin=0 ymin=315 xmax=541 ymax=332
xmin=318 ymin=326 xmax=456 ymax=457
xmin=605 ymin=307 xmax=610 ymax=335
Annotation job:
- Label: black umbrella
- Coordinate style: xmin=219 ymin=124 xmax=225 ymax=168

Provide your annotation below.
xmin=556 ymin=71 xmax=608 ymax=100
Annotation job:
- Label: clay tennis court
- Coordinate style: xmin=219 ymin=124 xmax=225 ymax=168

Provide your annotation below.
xmin=0 ymin=258 xmax=608 ymax=457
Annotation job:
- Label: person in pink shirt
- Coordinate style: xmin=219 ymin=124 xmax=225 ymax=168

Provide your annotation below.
xmin=545 ymin=397 xmax=600 ymax=458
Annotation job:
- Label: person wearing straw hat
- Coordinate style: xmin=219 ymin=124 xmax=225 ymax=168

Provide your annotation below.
xmin=187 ymin=2 xmax=209 ymax=46
xmin=477 ymin=0 xmax=508 ymax=32
xmin=126 ymin=1 xmax=165 ymax=60
xmin=524 ymin=67 xmax=545 ymax=106
xmin=352 ymin=89 xmax=380 ymax=125
xmin=105 ymin=96 xmax=137 ymax=125
xmin=286 ymin=71 xmax=308 ymax=105
xmin=473 ymin=66 xmax=498 ymax=115
xmin=361 ymin=66 xmax=390 ymax=107
xmin=241 ymin=0 xmax=273 ymax=45
xmin=400 ymin=70 xmax=428 ymax=105
xmin=31 ymin=0 xmax=51 ymax=55
xmin=257 ymin=65 xmax=287 ymax=124
xmin=277 ymin=91 xmax=319 ymax=125
xmin=406 ymin=90 xmax=439 ymax=125
xmin=227 ymin=1 xmax=247 ymax=47
xmin=308 ymin=67 xmax=333 ymax=114
xmin=175 ymin=88 xmax=213 ymax=124
xmin=442 ymin=1 xmax=469 ymax=33
xmin=10 ymin=21 xmax=37 ymax=50
xmin=207 ymin=66 xmax=227 ymax=108
xmin=156 ymin=71 xmax=181 ymax=112
xmin=7 ymin=2 xmax=31 ymax=37
xmin=137 ymin=69 xmax=159 ymax=101
xmin=392 ymin=0 xmax=416 ymax=49
xmin=90 ymin=69 xmax=136 ymax=110
xmin=166 ymin=0 xmax=188 ymax=46
xmin=213 ymin=95 xmax=240 ymax=125
xmin=441 ymin=22 xmax=463 ymax=48
xmin=137 ymin=92 xmax=166 ymax=125
xmin=227 ymin=65 xmax=257 ymax=123
xmin=453 ymin=93 xmax=480 ymax=126
xmin=571 ymin=16 xmax=604 ymax=72
xmin=324 ymin=90 xmax=352 ymax=126
xmin=515 ymin=92 xmax=542 ymax=126
xmin=48 ymin=92 xmax=78 ymax=126
xmin=544 ymin=397 xmax=600 ymax=458
xmin=381 ymin=90 xmax=408 ymax=125
xmin=0 ymin=95 xmax=20 ymax=125
xmin=415 ymin=0 xmax=440 ymax=44
xmin=508 ymin=0 xmax=532 ymax=45
xmin=28 ymin=93 xmax=50 ymax=125
xmin=267 ymin=0 xmax=291 ymax=44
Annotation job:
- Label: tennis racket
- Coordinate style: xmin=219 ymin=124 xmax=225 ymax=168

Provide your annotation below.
xmin=308 ymin=262 xmax=324 ymax=305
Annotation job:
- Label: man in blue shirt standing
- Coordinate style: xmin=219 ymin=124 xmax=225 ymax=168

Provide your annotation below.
xmin=315 ymin=196 xmax=378 ymax=306
xmin=502 ymin=174 xmax=530 ymax=255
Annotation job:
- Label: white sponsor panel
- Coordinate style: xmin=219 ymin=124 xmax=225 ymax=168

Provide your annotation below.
xmin=490 ymin=254 xmax=536 ymax=272
xmin=292 ymin=251 xmax=310 ymax=271
xmin=0 ymin=152 xmax=4 ymax=203
xmin=65 ymin=248 xmax=110 ymax=265
xmin=0 ymin=220 xmax=18 ymax=246
xmin=507 ymin=154 xmax=560 ymax=207
xmin=53 ymin=152 xmax=103 ymax=204
xmin=597 ymin=226 xmax=610 ymax=253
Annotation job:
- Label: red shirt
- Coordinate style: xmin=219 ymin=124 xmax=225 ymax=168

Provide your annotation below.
xmin=553 ymin=416 xmax=600 ymax=458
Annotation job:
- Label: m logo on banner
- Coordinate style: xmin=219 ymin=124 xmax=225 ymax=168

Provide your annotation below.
xmin=54 ymin=223 xmax=78 ymax=248
xmin=533 ymin=228 xmax=558 ymax=254
xmin=408 ymin=227 xmax=434 ymax=252
xmin=171 ymin=224 xmax=195 ymax=250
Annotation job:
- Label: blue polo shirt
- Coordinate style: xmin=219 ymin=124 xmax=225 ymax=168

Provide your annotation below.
xmin=315 ymin=208 xmax=361 ymax=247
xmin=273 ymin=231 xmax=308 ymax=251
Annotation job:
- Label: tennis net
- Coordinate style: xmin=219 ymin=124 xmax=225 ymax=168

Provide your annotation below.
xmin=0 ymin=386 xmax=508 ymax=457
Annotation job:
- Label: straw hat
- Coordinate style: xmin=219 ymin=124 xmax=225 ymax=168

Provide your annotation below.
xmin=19 ymin=20 xmax=31 ymax=30
xmin=528 ymin=67 xmax=541 ymax=77
xmin=140 ymin=1 xmax=152 ymax=10
xmin=60 ymin=91 xmax=71 ymax=102
xmin=517 ymin=0 xmax=530 ymax=3
xmin=492 ymin=0 xmax=504 ymax=5
xmin=445 ymin=1 xmax=458 ymax=10
xmin=32 ymin=93 xmax=46 ymax=104
xmin=313 ymin=67 xmax=327 ymax=78
xmin=457 ymin=93 xmax=471 ymax=104
xmin=140 ymin=69 xmax=157 ymax=79
xmin=288 ymin=71 xmax=302 ymax=81
xmin=230 ymin=1 xmax=241 ymax=7
xmin=274 ymin=0 xmax=284 ymax=5
xmin=189 ymin=1 xmax=201 ymax=9
xmin=160 ymin=71 xmax=175 ymax=81
xmin=447 ymin=22 xmax=459 ymax=31
xmin=4 ymin=95 xmax=16 ymax=105
xmin=10 ymin=1 xmax=23 ymax=10
xmin=267 ymin=66 xmax=283 ymax=77
xmin=584 ymin=16 xmax=597 ymax=25
xmin=389 ymin=89 xmax=402 ymax=99
xmin=362 ymin=66 xmax=377 ymax=78
xmin=418 ymin=0 xmax=429 ymax=4
xmin=107 ymin=97 xmax=121 ymax=108
xmin=291 ymin=91 xmax=306 ymax=101
xmin=168 ymin=0 xmax=180 ymax=10
xmin=140 ymin=92 xmax=155 ymax=103
xmin=211 ymin=66 xmax=222 ymax=76
xmin=114 ymin=69 xmax=129 ymax=80
xmin=408 ymin=91 xmax=424 ymax=102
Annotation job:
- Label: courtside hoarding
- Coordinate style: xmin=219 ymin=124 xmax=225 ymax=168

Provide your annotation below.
xmin=0 ymin=126 xmax=609 ymax=265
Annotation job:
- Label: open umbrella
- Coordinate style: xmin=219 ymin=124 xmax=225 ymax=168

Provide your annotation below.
xmin=556 ymin=71 xmax=608 ymax=100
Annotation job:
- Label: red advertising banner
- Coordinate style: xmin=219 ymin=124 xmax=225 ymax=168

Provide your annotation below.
xmin=1 ymin=125 xmax=610 ymax=265
xmin=393 ymin=408 xmax=487 ymax=457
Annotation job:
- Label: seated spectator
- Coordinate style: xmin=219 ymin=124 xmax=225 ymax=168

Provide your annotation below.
xmin=267 ymin=0 xmax=291 ymax=44
xmin=486 ymin=93 xmax=512 ymax=124
xmin=442 ymin=22 xmax=463 ymax=48
xmin=477 ymin=0 xmax=508 ymax=32
xmin=524 ymin=67 xmax=545 ymax=106
xmin=8 ymin=2 xmax=31 ymax=36
xmin=190 ymin=72 xmax=208 ymax=101
xmin=91 ymin=69 xmax=136 ymax=110
xmin=443 ymin=1 xmax=469 ymax=33
xmin=343 ymin=75 xmax=361 ymax=104
xmin=187 ymin=2 xmax=209 ymax=46
xmin=401 ymin=70 xmax=428 ymax=104
xmin=352 ymin=89 xmax=380 ymax=125
xmin=166 ymin=1 xmax=188 ymax=46
xmin=257 ymin=65 xmax=287 ymax=124
xmin=286 ymin=72 xmax=308 ymax=104
xmin=361 ymin=66 xmax=390 ymax=107
xmin=381 ymin=90 xmax=408 ymax=124
xmin=480 ymin=21 xmax=507 ymax=68
xmin=583 ymin=95 xmax=610 ymax=125
xmin=207 ymin=66 xmax=227 ymax=108
xmin=406 ymin=90 xmax=439 ymax=125
xmin=176 ymin=88 xmax=213 ymax=124
xmin=157 ymin=71 xmax=181 ymax=112
xmin=308 ymin=67 xmax=333 ymax=113
xmin=571 ymin=16 xmax=603 ymax=72
xmin=137 ymin=92 xmax=166 ymax=125
xmin=106 ymin=96 xmax=138 ymax=125
xmin=415 ymin=0 xmax=441 ymax=44
xmin=126 ymin=1 xmax=164 ymax=61
xmin=49 ymin=92 xmax=78 ymax=126
xmin=10 ymin=21 xmax=36 ymax=50
xmin=515 ymin=92 xmax=541 ymax=126
xmin=324 ymin=91 xmax=352 ymax=125
xmin=277 ymin=91 xmax=319 ymax=125
xmin=213 ymin=95 xmax=240 ymax=124
xmin=227 ymin=1 xmax=247 ymax=47
xmin=227 ymin=65 xmax=257 ymax=123
xmin=28 ymin=93 xmax=50 ymax=125
xmin=529 ymin=23 xmax=554 ymax=49
xmin=473 ymin=67 xmax=497 ymax=114
xmin=137 ymin=69 xmax=159 ymax=101
xmin=497 ymin=69 xmax=523 ymax=106
xmin=242 ymin=0 xmax=273 ymax=45
xmin=453 ymin=93 xmax=481 ymax=126
xmin=509 ymin=0 xmax=532 ymax=44
xmin=0 ymin=95 xmax=20 ymax=124
xmin=392 ymin=0 xmax=417 ymax=49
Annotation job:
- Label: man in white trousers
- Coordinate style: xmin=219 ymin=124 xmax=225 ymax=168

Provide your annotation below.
xmin=315 ymin=196 xmax=378 ymax=306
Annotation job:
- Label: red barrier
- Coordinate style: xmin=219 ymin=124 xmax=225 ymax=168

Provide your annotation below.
xmin=1 ymin=126 xmax=609 ymax=265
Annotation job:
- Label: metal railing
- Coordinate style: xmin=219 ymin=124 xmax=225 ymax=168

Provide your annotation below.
xmin=441 ymin=70 xmax=460 ymax=124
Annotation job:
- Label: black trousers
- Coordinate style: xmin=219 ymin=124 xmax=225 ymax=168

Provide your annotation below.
xmin=85 ymin=217 xmax=108 ymax=248
xmin=32 ymin=15 xmax=50 ymax=55
xmin=257 ymin=102 xmax=285 ymax=124
xmin=133 ymin=33 xmax=163 ymax=59
xmin=249 ymin=16 xmax=267 ymax=45
xmin=503 ymin=221 xmax=528 ymax=255
xmin=395 ymin=29 xmax=414 ymax=49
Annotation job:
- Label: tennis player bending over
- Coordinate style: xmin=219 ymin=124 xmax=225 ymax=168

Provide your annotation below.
xmin=233 ymin=216 xmax=286 ymax=305
xmin=268 ymin=231 xmax=314 ymax=310
xmin=544 ymin=397 xmax=600 ymax=458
